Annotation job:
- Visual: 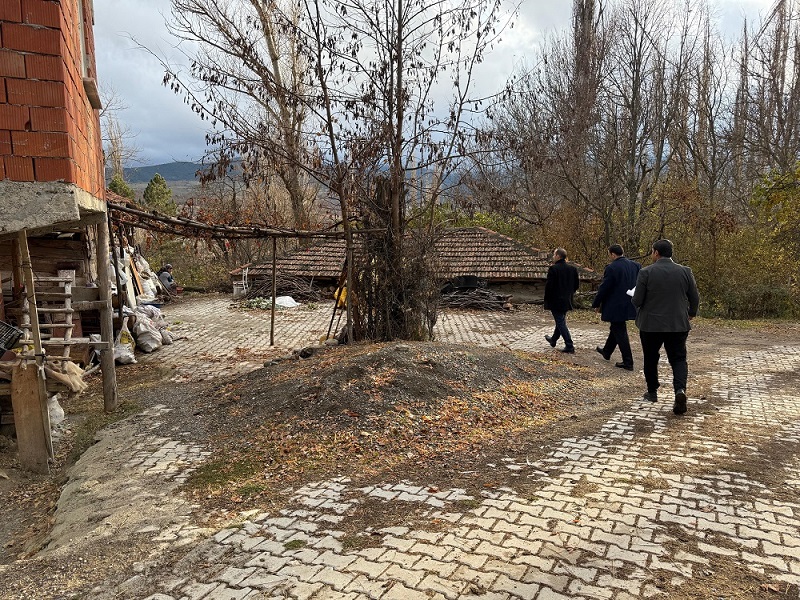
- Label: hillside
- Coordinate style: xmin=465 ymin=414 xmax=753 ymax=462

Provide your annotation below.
xmin=106 ymin=161 xmax=205 ymax=184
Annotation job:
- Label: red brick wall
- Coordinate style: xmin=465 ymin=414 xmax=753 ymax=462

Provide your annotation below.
xmin=0 ymin=0 xmax=104 ymax=198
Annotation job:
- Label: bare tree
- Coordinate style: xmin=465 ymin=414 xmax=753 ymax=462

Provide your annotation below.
xmin=162 ymin=0 xmax=316 ymax=229
xmin=163 ymin=0 xmax=512 ymax=340
xmin=100 ymin=85 xmax=140 ymax=179
xmin=733 ymin=0 xmax=800 ymax=180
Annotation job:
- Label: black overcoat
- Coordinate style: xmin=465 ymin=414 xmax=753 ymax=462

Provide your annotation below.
xmin=543 ymin=259 xmax=579 ymax=312
xmin=591 ymin=256 xmax=641 ymax=322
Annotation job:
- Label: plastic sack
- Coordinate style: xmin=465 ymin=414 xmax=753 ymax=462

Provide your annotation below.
xmin=275 ymin=296 xmax=300 ymax=308
xmin=161 ymin=328 xmax=174 ymax=345
xmin=334 ymin=287 xmax=347 ymax=308
xmin=48 ymin=394 xmax=65 ymax=425
xmin=133 ymin=315 xmax=163 ymax=353
xmin=114 ymin=323 xmax=137 ymax=364
xmin=141 ymin=277 xmax=157 ymax=297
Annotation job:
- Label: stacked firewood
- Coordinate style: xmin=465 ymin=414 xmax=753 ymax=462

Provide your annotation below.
xmin=245 ymin=274 xmax=325 ymax=302
xmin=440 ymin=288 xmax=513 ymax=310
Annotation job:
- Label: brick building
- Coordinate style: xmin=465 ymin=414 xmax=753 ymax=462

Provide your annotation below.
xmin=0 ymin=0 xmax=116 ymax=473
xmin=0 ymin=0 xmax=103 ymax=190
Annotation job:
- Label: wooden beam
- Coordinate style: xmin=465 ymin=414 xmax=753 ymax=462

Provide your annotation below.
xmin=17 ymin=229 xmax=53 ymax=459
xmin=96 ymin=219 xmax=118 ymax=412
xmin=10 ymin=362 xmax=50 ymax=474
xmin=270 ymin=237 xmax=276 ymax=347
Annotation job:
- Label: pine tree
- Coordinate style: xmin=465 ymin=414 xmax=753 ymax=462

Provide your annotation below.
xmin=108 ymin=173 xmax=135 ymax=200
xmin=143 ymin=173 xmax=177 ymax=216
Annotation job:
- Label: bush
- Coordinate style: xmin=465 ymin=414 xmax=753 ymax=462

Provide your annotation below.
xmin=717 ymin=283 xmax=795 ymax=319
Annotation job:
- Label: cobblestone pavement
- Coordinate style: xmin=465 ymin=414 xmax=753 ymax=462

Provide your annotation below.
xmin=110 ymin=297 xmax=799 ymax=599
xmin=138 ymin=295 xmax=607 ymax=381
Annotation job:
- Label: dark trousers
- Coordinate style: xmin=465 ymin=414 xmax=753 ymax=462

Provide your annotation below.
xmin=639 ymin=331 xmax=689 ymax=393
xmin=550 ymin=311 xmax=574 ymax=349
xmin=602 ymin=321 xmax=634 ymax=366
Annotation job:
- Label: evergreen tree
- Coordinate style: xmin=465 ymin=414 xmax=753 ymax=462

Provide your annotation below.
xmin=108 ymin=173 xmax=135 ymax=200
xmin=143 ymin=173 xmax=177 ymax=216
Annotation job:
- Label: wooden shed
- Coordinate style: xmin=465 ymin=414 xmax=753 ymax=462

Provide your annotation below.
xmin=231 ymin=227 xmax=600 ymax=303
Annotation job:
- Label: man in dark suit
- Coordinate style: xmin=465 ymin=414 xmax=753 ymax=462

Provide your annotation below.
xmin=592 ymin=244 xmax=641 ymax=370
xmin=632 ymin=239 xmax=700 ymax=415
xmin=544 ymin=248 xmax=580 ymax=353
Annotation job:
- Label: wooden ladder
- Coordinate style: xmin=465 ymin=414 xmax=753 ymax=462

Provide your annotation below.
xmin=10 ymin=270 xmax=77 ymax=371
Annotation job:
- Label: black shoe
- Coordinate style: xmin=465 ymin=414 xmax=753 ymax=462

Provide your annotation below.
xmin=641 ymin=391 xmax=657 ymax=402
xmin=545 ymin=335 xmax=556 ymax=348
xmin=673 ymin=390 xmax=687 ymax=415
xmin=596 ymin=346 xmax=610 ymax=360
xmin=561 ymin=347 xmax=575 ymax=354
xmin=615 ymin=362 xmax=634 ymax=371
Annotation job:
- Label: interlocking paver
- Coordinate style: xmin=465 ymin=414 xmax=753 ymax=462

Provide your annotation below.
xmin=95 ymin=297 xmax=800 ymax=598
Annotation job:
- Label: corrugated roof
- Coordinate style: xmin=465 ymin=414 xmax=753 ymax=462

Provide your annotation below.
xmin=232 ymin=227 xmax=598 ymax=282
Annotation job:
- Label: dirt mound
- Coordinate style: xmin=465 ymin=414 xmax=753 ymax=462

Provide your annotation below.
xmin=175 ymin=342 xmax=596 ymax=508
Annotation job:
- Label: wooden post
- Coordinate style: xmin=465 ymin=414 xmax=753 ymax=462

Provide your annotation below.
xmin=270 ymin=237 xmax=277 ymax=347
xmin=109 ymin=215 xmax=126 ymax=316
xmin=10 ymin=238 xmax=24 ymax=303
xmin=17 ymin=229 xmax=53 ymax=460
xmin=346 ymin=229 xmax=353 ymax=343
xmin=11 ymin=362 xmax=49 ymax=474
xmin=96 ymin=220 xmax=118 ymax=412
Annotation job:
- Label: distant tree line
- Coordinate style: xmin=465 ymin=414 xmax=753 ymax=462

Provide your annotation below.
xmin=111 ymin=0 xmax=800 ymax=331
xmin=458 ymin=0 xmax=800 ymax=318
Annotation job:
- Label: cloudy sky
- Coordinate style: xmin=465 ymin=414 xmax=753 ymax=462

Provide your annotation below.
xmin=94 ymin=0 xmax=775 ymax=168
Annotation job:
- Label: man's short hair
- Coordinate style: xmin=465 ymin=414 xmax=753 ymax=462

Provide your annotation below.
xmin=652 ymin=239 xmax=673 ymax=258
xmin=608 ymin=244 xmax=624 ymax=256
xmin=554 ymin=248 xmax=567 ymax=260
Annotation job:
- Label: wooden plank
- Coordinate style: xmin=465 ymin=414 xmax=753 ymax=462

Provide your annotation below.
xmin=97 ymin=217 xmax=118 ymax=412
xmin=1 ymin=378 xmax=71 ymax=396
xmin=129 ymin=256 xmax=143 ymax=297
xmin=17 ymin=230 xmax=53 ymax=458
xmin=72 ymin=300 xmax=107 ymax=311
xmin=10 ymin=362 xmax=50 ymax=474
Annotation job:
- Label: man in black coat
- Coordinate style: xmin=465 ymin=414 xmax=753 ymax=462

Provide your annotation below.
xmin=591 ymin=244 xmax=641 ymax=371
xmin=544 ymin=248 xmax=580 ymax=353
xmin=632 ymin=239 xmax=700 ymax=415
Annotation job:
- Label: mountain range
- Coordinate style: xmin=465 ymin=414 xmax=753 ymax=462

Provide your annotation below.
xmin=108 ymin=161 xmax=205 ymax=184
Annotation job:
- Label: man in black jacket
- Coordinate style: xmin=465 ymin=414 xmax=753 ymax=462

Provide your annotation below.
xmin=632 ymin=239 xmax=700 ymax=414
xmin=544 ymin=248 xmax=580 ymax=353
xmin=592 ymin=244 xmax=641 ymax=371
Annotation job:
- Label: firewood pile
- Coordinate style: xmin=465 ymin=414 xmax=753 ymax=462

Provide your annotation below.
xmin=440 ymin=287 xmax=513 ymax=310
xmin=245 ymin=274 xmax=325 ymax=302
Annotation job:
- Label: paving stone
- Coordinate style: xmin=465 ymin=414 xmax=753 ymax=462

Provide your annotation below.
xmin=120 ymin=298 xmax=800 ymax=600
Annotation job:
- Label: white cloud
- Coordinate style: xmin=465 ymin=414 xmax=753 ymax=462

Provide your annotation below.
xmin=94 ymin=0 xmax=775 ymax=167
xmin=95 ymin=0 xmax=207 ymax=166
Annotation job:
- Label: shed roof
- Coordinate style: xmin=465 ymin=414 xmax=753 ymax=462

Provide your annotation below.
xmin=232 ymin=227 xmax=598 ymax=282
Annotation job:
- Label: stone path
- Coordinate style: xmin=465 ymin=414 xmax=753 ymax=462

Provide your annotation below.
xmin=102 ymin=297 xmax=799 ymax=599
xmin=138 ymin=295 xmax=607 ymax=381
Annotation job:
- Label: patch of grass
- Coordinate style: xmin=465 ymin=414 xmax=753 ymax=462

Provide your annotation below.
xmin=68 ymin=401 xmax=140 ymax=464
xmin=186 ymin=457 xmax=261 ymax=490
xmin=284 ymin=539 xmax=307 ymax=550
xmin=236 ymin=483 xmax=268 ymax=499
xmin=453 ymin=498 xmax=482 ymax=511
xmin=638 ymin=474 xmax=670 ymax=491
xmin=341 ymin=534 xmax=383 ymax=551
xmin=570 ymin=475 xmax=600 ymax=497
